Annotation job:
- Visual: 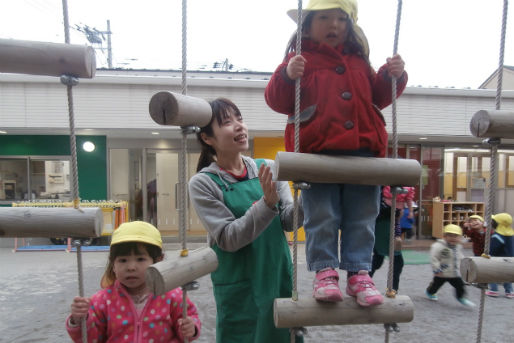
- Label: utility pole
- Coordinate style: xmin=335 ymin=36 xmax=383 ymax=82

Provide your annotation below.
xmin=106 ymin=20 xmax=112 ymax=68
xmin=74 ymin=20 xmax=113 ymax=68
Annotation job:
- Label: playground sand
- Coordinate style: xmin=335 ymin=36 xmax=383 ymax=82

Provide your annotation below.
xmin=0 ymin=243 xmax=511 ymax=343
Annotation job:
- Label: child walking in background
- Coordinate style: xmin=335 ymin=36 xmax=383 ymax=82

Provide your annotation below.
xmin=463 ymin=214 xmax=487 ymax=257
xmin=486 ymin=213 xmax=514 ymax=298
xmin=425 ymin=224 xmax=475 ymax=307
xmin=66 ymin=221 xmax=201 ymax=342
xmin=265 ymin=0 xmax=407 ymax=306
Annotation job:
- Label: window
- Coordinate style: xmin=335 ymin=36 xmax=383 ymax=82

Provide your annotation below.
xmin=0 ymin=157 xmax=71 ymax=202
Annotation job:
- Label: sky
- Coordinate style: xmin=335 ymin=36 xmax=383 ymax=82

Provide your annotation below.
xmin=1 ymin=0 xmax=513 ymax=89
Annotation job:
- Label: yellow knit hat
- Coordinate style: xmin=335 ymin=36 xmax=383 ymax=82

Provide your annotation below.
xmin=111 ymin=221 xmax=162 ymax=248
xmin=287 ymin=0 xmax=369 ymax=58
xmin=443 ymin=224 xmax=463 ymax=236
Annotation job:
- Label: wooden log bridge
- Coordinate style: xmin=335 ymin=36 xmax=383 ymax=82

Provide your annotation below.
xmin=146 ymin=246 xmax=218 ymax=295
xmin=461 ymin=256 xmax=514 ymax=283
xmin=0 ymin=38 xmax=96 ymax=78
xmin=0 ymin=207 xmax=102 ymax=238
xmin=274 ymin=295 xmax=414 ymax=328
xmin=274 ymin=151 xmax=421 ymax=186
xmin=149 ymin=91 xmax=213 ymax=128
xmin=470 ymin=110 xmax=514 ymax=139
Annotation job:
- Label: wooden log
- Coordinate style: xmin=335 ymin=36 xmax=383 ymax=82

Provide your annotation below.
xmin=470 ymin=110 xmax=514 ymax=139
xmin=146 ymin=246 xmax=218 ymax=295
xmin=0 ymin=38 xmax=96 ymax=78
xmin=274 ymin=295 xmax=414 ymax=328
xmin=274 ymin=151 xmax=421 ymax=186
xmin=461 ymin=256 xmax=514 ymax=283
xmin=0 ymin=207 xmax=102 ymax=237
xmin=149 ymin=91 xmax=212 ymax=128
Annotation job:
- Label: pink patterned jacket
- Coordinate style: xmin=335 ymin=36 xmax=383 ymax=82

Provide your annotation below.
xmin=66 ymin=280 xmax=201 ymax=343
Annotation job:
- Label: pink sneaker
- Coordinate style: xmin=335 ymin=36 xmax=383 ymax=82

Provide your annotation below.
xmin=485 ymin=290 xmax=499 ymax=297
xmin=313 ymin=269 xmax=343 ymax=302
xmin=346 ymin=270 xmax=384 ymax=307
xmin=505 ymin=292 xmax=514 ymax=299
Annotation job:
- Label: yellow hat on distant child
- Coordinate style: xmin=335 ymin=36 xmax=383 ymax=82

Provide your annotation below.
xmin=492 ymin=213 xmax=513 ymax=232
xmin=111 ymin=221 xmax=162 ymax=248
xmin=443 ymin=224 xmax=463 ymax=236
xmin=469 ymin=215 xmax=484 ymax=222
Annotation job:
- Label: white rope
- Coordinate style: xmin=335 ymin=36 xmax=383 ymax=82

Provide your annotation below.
xmin=61 ymin=0 xmax=86 ymax=341
xmin=292 ymin=3 xmax=303 ymax=342
xmin=475 ymin=1 xmax=508 ymax=342
xmin=180 ymin=1 xmax=190 ymax=342
xmin=385 ymin=2 xmax=403 ymax=341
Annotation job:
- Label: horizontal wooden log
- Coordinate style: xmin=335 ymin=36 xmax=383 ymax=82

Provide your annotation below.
xmin=149 ymin=91 xmax=212 ymax=128
xmin=0 ymin=38 xmax=96 ymax=78
xmin=470 ymin=110 xmax=514 ymax=139
xmin=274 ymin=152 xmax=421 ymax=186
xmin=460 ymin=256 xmax=514 ymax=283
xmin=274 ymin=295 xmax=414 ymax=328
xmin=0 ymin=207 xmax=102 ymax=237
xmin=146 ymin=246 xmax=218 ymax=295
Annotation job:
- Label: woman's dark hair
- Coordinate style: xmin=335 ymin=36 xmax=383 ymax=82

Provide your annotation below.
xmin=284 ymin=11 xmax=370 ymax=66
xmin=195 ymin=98 xmax=243 ymax=172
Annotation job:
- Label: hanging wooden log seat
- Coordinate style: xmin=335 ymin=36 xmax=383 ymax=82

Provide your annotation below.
xmin=273 ymin=151 xmax=421 ymax=186
xmin=0 ymin=38 xmax=96 ymax=78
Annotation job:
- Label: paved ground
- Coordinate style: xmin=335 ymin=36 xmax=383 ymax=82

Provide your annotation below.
xmin=0 ymin=241 xmax=512 ymax=343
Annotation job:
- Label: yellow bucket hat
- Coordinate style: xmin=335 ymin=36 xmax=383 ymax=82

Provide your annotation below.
xmin=443 ymin=224 xmax=463 ymax=236
xmin=469 ymin=215 xmax=484 ymax=222
xmin=286 ymin=0 xmax=369 ymax=57
xmin=111 ymin=221 xmax=162 ymax=248
xmin=492 ymin=213 xmax=513 ymax=232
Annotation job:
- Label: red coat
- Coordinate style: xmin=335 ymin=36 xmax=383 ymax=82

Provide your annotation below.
xmin=265 ymin=40 xmax=407 ymax=157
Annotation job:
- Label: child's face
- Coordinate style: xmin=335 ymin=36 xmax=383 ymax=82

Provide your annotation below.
xmin=469 ymin=218 xmax=483 ymax=229
xmin=307 ymin=8 xmax=349 ymax=48
xmin=113 ymin=248 xmax=154 ymax=294
xmin=443 ymin=233 xmax=461 ymax=245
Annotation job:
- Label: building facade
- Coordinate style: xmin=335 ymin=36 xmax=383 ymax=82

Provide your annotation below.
xmin=1 ymin=69 xmax=514 ymax=240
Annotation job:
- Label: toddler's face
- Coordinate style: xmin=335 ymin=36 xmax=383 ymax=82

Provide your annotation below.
xmin=443 ymin=233 xmax=461 ymax=245
xmin=307 ymin=8 xmax=348 ymax=48
xmin=113 ymin=249 xmax=154 ymax=294
xmin=469 ymin=218 xmax=483 ymax=229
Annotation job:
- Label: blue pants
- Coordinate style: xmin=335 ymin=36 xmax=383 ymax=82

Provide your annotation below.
xmin=302 ymin=183 xmax=380 ymax=272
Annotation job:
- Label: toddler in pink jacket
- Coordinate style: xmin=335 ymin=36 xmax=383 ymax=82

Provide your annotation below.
xmin=66 ymin=221 xmax=201 ymax=342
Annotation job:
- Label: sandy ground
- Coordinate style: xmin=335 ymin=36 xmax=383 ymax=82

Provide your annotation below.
xmin=0 ymin=243 xmax=512 ymax=343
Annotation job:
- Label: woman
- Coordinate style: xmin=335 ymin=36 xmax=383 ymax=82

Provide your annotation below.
xmin=188 ymin=98 xmax=301 ymax=343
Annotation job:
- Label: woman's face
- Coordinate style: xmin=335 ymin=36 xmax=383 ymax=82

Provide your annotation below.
xmin=307 ymin=8 xmax=348 ymax=48
xmin=203 ymin=109 xmax=248 ymax=155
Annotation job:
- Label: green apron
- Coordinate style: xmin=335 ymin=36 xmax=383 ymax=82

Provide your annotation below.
xmin=205 ymin=159 xmax=301 ymax=343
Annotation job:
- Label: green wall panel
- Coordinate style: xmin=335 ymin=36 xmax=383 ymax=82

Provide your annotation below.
xmin=0 ymin=135 xmax=107 ymax=200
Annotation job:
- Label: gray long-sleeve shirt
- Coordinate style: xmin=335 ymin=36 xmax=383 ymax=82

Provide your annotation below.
xmin=188 ymin=156 xmax=302 ymax=252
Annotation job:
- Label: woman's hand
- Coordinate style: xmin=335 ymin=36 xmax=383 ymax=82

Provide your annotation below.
xmin=286 ymin=55 xmax=307 ymax=80
xmin=178 ymin=317 xmax=196 ymax=339
xmin=70 ymin=296 xmax=90 ymax=324
xmin=259 ymin=164 xmax=279 ymax=209
xmin=386 ymin=54 xmax=405 ymax=78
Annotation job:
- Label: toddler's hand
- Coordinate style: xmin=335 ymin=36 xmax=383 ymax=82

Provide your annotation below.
xmin=286 ymin=55 xmax=306 ymax=80
xmin=259 ymin=164 xmax=279 ymax=209
xmin=178 ymin=317 xmax=196 ymax=339
xmin=386 ymin=54 xmax=405 ymax=78
xmin=70 ymin=296 xmax=90 ymax=324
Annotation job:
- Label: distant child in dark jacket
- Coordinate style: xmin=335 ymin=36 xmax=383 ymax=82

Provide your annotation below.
xmin=486 ymin=213 xmax=514 ymax=298
xmin=425 ymin=224 xmax=475 ymax=307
